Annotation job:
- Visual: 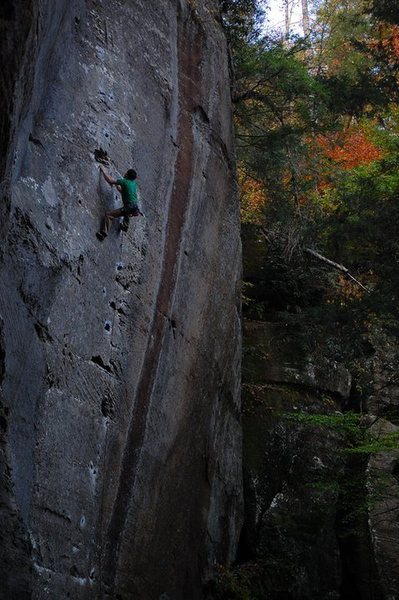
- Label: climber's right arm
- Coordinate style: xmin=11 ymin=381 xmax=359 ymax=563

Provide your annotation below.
xmin=100 ymin=166 xmax=117 ymax=186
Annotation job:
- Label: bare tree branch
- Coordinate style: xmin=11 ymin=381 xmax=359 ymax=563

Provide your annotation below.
xmin=304 ymin=248 xmax=370 ymax=292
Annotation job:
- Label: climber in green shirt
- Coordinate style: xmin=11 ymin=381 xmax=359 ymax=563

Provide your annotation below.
xmin=96 ymin=166 xmax=142 ymax=241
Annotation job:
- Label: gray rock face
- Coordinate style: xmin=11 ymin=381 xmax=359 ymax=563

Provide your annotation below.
xmin=0 ymin=1 xmax=242 ymax=599
xmin=241 ymin=320 xmax=349 ymax=599
xmin=244 ymin=321 xmax=352 ymax=399
xmin=365 ymin=332 xmax=399 ymax=599
xmin=241 ymin=319 xmax=394 ymax=599
xmin=368 ymin=419 xmax=399 ymax=600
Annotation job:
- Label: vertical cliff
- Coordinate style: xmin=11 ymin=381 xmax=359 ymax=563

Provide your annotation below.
xmin=0 ymin=1 xmax=242 ymax=598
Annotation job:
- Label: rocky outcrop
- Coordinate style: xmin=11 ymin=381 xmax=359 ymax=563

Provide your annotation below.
xmin=244 ymin=321 xmax=352 ymax=398
xmin=240 ymin=318 xmax=399 ymax=600
xmin=240 ymin=320 xmax=351 ymax=599
xmin=368 ymin=419 xmax=399 ymax=600
xmin=365 ymin=332 xmax=399 ymax=599
xmin=0 ymin=1 xmax=242 ymax=599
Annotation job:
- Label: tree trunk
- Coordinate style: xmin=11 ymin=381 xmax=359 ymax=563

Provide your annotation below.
xmin=301 ymin=0 xmax=310 ymax=36
xmin=285 ymin=0 xmax=291 ymax=38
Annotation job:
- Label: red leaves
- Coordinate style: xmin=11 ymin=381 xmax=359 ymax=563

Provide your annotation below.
xmin=369 ymin=24 xmax=399 ymax=64
xmin=317 ymin=130 xmax=382 ymax=170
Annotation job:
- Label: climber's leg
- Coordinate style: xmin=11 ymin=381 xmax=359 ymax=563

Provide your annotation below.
xmin=120 ymin=206 xmax=141 ymax=232
xmin=97 ymin=207 xmax=125 ymax=240
xmin=120 ymin=215 xmax=130 ymax=232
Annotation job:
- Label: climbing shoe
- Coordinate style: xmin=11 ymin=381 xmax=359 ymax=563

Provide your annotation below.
xmin=120 ymin=222 xmax=129 ymax=233
xmin=96 ymin=232 xmax=106 ymax=241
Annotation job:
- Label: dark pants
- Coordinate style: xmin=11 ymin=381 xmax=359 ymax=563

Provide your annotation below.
xmin=101 ymin=205 xmax=140 ymax=235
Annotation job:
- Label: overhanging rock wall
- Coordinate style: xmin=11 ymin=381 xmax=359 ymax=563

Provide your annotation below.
xmin=0 ymin=1 xmax=242 ymax=598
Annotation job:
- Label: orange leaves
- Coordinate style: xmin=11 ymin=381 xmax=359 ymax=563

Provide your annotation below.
xmin=316 ymin=130 xmax=382 ymax=170
xmin=238 ymin=168 xmax=267 ymax=223
xmin=384 ymin=25 xmax=399 ymax=58
xmin=328 ymin=274 xmax=366 ymax=303
xmin=369 ymin=24 xmax=399 ymax=64
xmin=238 ymin=128 xmax=382 ymax=223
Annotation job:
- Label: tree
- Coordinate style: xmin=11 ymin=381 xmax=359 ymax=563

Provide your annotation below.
xmin=222 ymin=1 xmax=399 ymax=597
xmin=232 ymin=0 xmax=399 ymax=329
xmin=284 ymin=0 xmax=293 ymax=37
xmin=301 ymin=0 xmax=310 ymax=35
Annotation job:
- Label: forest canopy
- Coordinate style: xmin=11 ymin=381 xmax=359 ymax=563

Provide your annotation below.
xmin=223 ymin=0 xmax=399 ymax=366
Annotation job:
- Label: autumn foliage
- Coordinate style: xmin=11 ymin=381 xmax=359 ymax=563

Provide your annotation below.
xmin=316 ymin=130 xmax=382 ymax=170
xmin=238 ymin=168 xmax=267 ymax=222
xmin=369 ymin=24 xmax=399 ymax=65
xmin=239 ymin=129 xmax=382 ymax=217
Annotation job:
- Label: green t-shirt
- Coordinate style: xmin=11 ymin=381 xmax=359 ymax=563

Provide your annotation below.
xmin=116 ymin=178 xmax=138 ymax=208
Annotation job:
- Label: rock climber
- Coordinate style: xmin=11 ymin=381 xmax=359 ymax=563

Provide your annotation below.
xmin=96 ymin=166 xmax=142 ymax=241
